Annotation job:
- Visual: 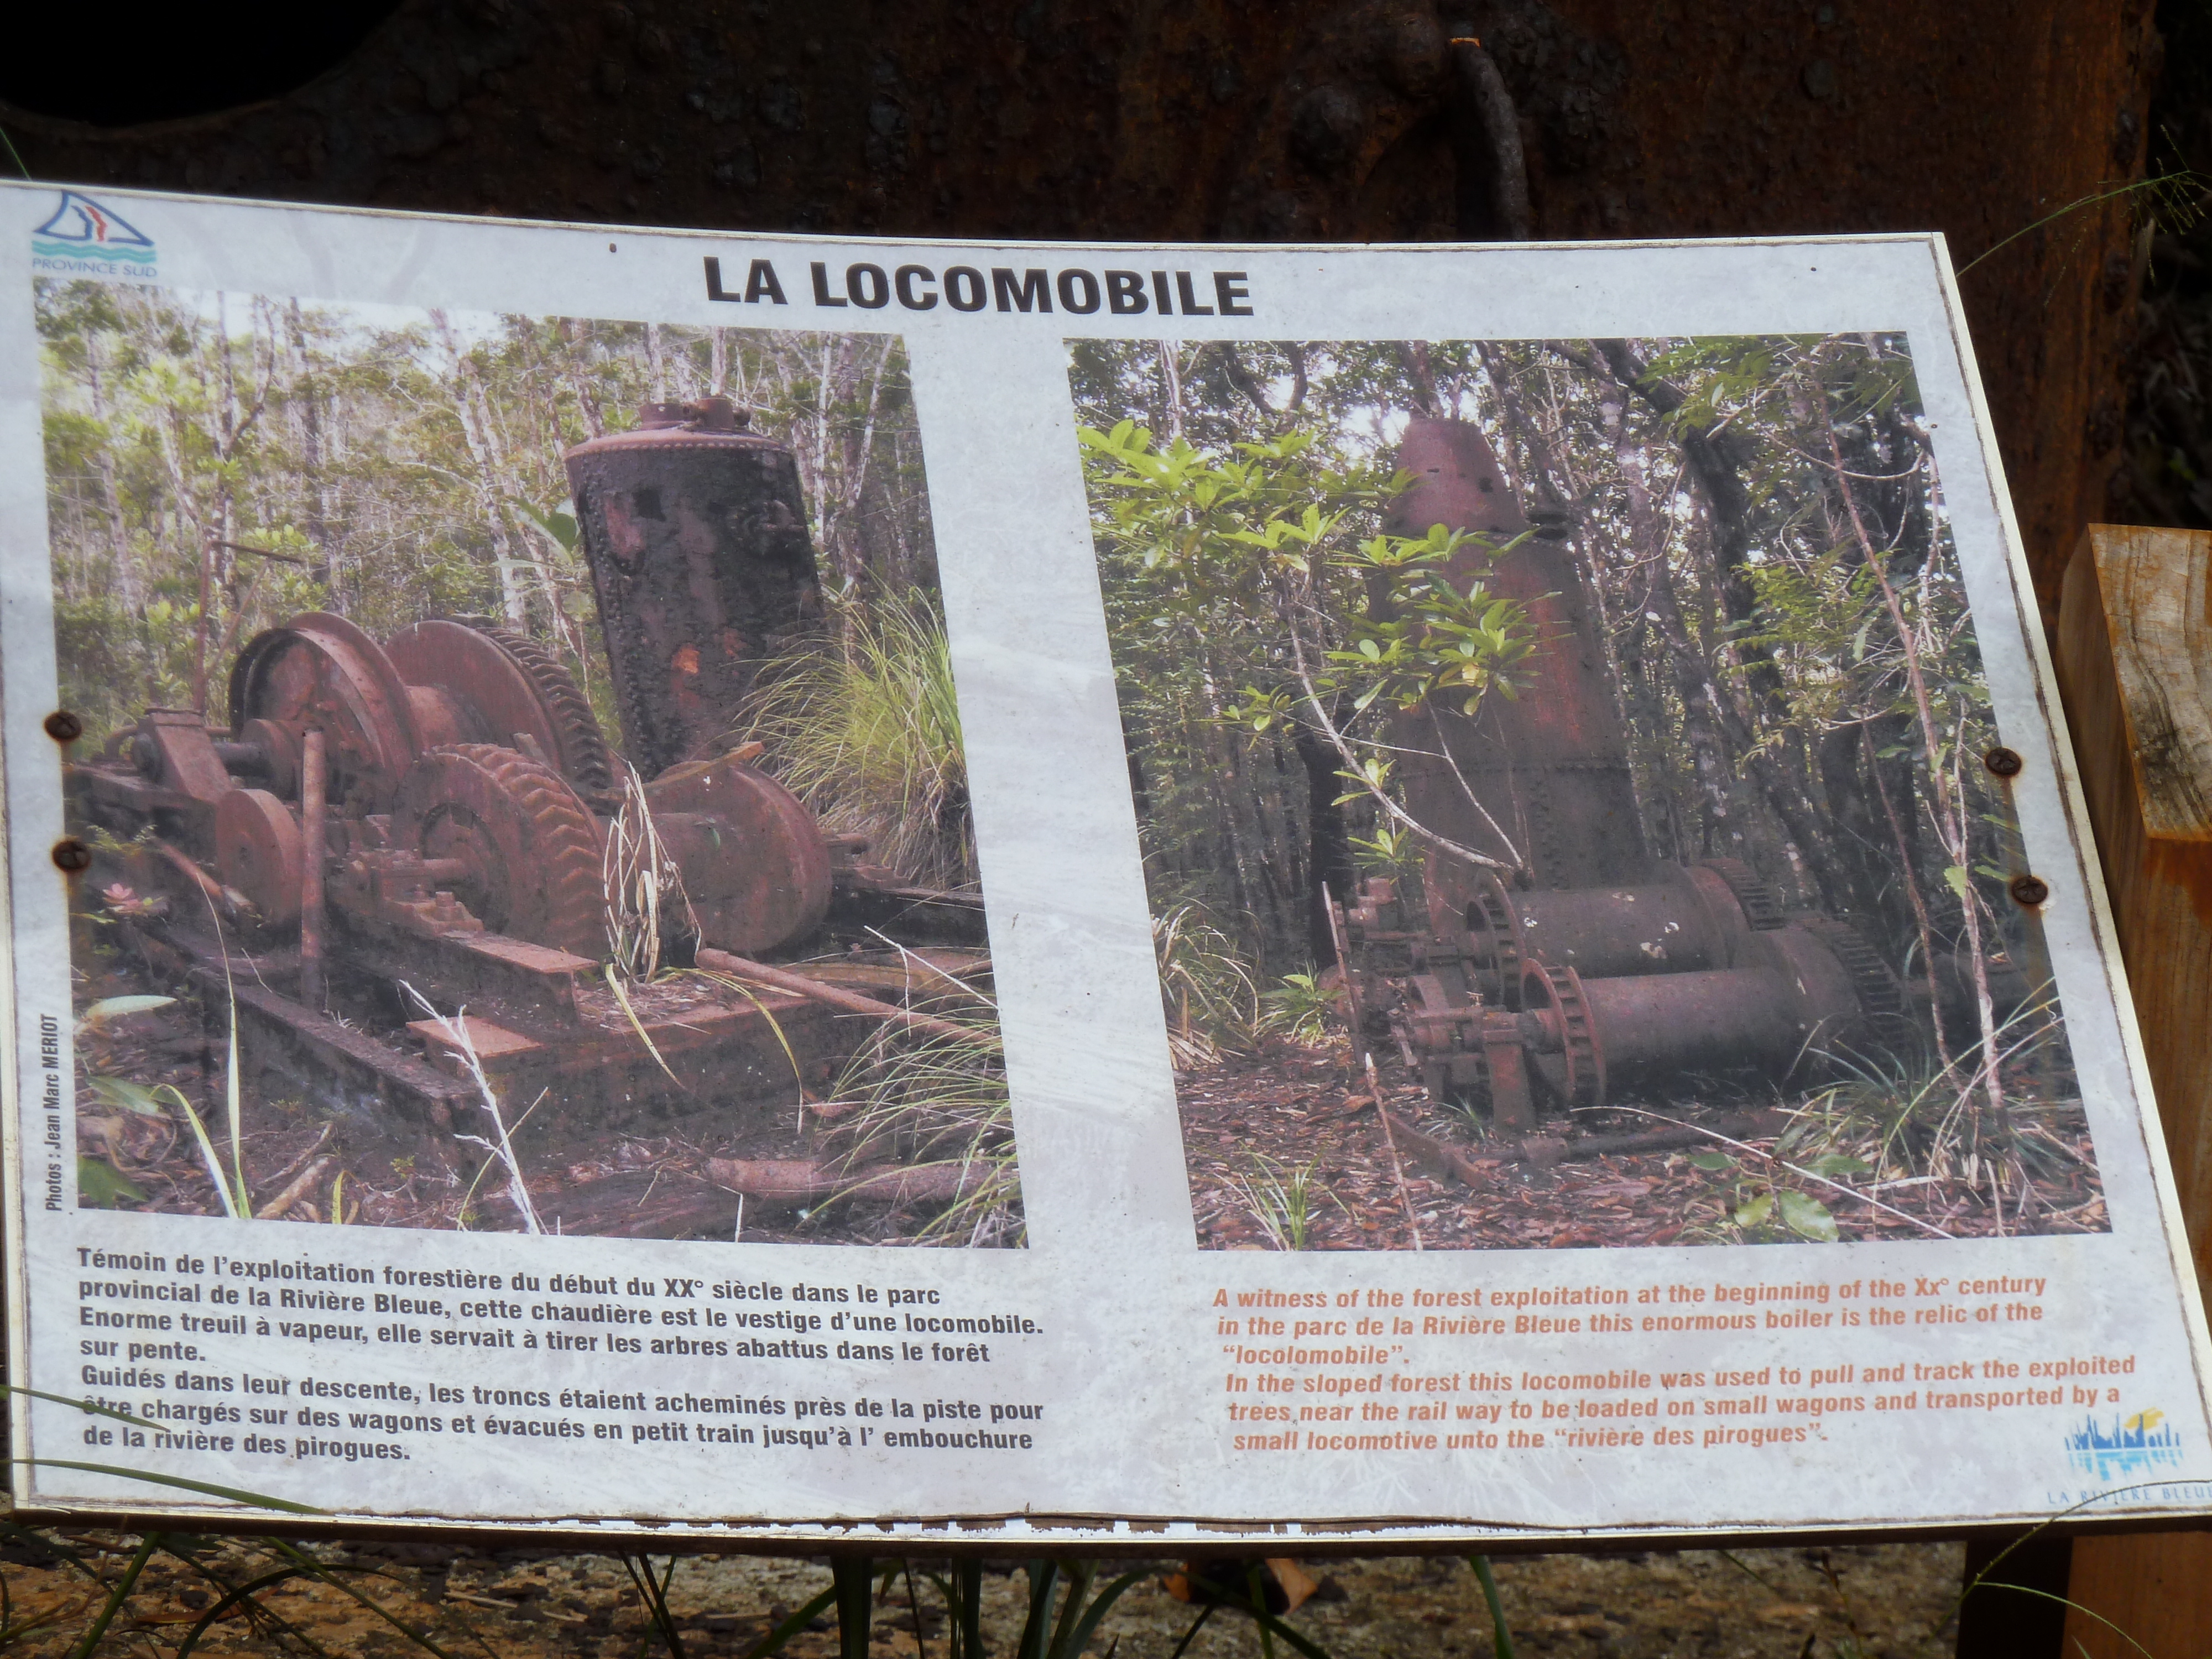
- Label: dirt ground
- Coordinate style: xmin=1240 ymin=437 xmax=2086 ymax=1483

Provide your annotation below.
xmin=70 ymin=951 xmax=1018 ymax=1248
xmin=0 ymin=1532 xmax=1971 ymax=1659
xmin=1178 ymin=1044 xmax=2106 ymax=1252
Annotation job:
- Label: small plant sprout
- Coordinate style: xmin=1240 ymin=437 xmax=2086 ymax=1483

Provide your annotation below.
xmin=1262 ymin=970 xmax=1338 ymax=1045
xmin=1230 ymin=1155 xmax=1337 ymax=1250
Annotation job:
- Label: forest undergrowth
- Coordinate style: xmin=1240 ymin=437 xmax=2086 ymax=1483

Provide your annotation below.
xmin=67 ymin=956 xmax=1019 ymax=1248
xmin=0 ymin=1522 xmax=1977 ymax=1659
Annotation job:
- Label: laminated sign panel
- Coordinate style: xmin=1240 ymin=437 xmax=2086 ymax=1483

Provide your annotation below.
xmin=2 ymin=179 xmax=2204 ymax=1545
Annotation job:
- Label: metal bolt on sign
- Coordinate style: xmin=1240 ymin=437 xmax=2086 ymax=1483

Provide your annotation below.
xmin=1984 ymin=746 xmax=2025 ymax=777
xmin=2009 ymin=874 xmax=2051 ymax=907
xmin=44 ymin=711 xmax=83 ymax=743
xmin=50 ymin=839 xmax=92 ymax=873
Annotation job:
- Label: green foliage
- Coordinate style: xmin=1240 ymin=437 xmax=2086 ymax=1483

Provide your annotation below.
xmin=821 ymin=999 xmax=1020 ymax=1248
xmin=1078 ymin=419 xmax=1535 ymax=729
xmin=1153 ymin=903 xmax=1264 ymax=1067
xmin=74 ymin=1155 xmax=145 ymax=1208
xmin=1074 ymin=399 xmax=1536 ymax=978
xmin=740 ymin=590 xmax=973 ymax=890
xmin=1674 ymin=1144 xmax=1844 ymax=1244
xmin=1261 ymin=969 xmax=1338 ymax=1045
xmin=1230 ymin=1154 xmax=1336 ymax=1249
xmin=35 ymin=280 xmax=936 ymax=747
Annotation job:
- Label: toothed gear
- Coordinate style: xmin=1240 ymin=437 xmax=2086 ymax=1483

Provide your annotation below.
xmin=1797 ymin=915 xmax=1908 ymax=1042
xmin=393 ymin=743 xmax=606 ymax=957
xmin=452 ymin=618 xmax=620 ymax=807
xmin=1699 ymin=856 xmax=1787 ymax=930
xmin=1396 ymin=971 xmax=1492 ymax=1107
xmin=1469 ymin=872 xmax=1524 ymax=1008
xmin=1523 ymin=959 xmax=1605 ymax=1110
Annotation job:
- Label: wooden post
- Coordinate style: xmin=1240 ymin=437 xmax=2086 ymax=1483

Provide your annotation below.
xmin=2052 ymin=524 xmax=2212 ymax=1657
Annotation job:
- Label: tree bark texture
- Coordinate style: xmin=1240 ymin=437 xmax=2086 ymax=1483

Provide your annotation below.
xmin=0 ymin=0 xmax=2155 ymax=613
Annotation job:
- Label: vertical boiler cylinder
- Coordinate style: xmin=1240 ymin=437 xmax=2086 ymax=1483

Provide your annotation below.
xmin=1385 ymin=418 xmax=1649 ymax=898
xmin=565 ymin=398 xmax=820 ymax=777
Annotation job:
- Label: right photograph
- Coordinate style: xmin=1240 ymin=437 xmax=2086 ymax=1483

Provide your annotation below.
xmin=1070 ymin=334 xmax=2104 ymax=1251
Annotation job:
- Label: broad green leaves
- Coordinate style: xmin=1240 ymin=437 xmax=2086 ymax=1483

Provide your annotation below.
xmin=1775 ymin=1190 xmax=1840 ymax=1242
xmin=1077 ymin=418 xmax=1535 ymax=784
xmin=77 ymin=1156 xmax=147 ymax=1209
xmin=1729 ymin=1183 xmax=1839 ymax=1242
xmin=85 ymin=1075 xmax=172 ymax=1117
xmin=1690 ymin=1145 xmax=1845 ymax=1243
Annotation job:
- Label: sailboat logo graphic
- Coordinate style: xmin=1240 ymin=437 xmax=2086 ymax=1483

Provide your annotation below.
xmin=32 ymin=191 xmax=157 ymax=267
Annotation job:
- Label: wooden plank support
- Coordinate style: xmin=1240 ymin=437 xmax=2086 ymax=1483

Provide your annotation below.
xmin=2053 ymin=524 xmax=2212 ymax=1657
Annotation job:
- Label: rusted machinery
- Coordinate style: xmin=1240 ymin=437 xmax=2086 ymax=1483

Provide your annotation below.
xmin=68 ymin=398 xmax=980 ymax=1133
xmin=1335 ymin=418 xmax=1906 ymax=1134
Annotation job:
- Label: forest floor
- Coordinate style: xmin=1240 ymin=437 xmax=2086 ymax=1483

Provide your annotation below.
xmin=1178 ymin=1042 xmax=2107 ymax=1252
xmin=0 ymin=1531 xmax=1974 ymax=1659
xmin=70 ymin=962 xmax=1016 ymax=1249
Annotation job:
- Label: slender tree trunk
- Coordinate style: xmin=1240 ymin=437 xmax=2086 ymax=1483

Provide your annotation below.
xmin=433 ymin=309 xmax=534 ymax=625
xmin=287 ymin=299 xmax=335 ymax=590
xmin=1600 ymin=380 xmax=1735 ymax=850
xmin=1827 ymin=419 xmax=2008 ymax=1147
xmin=563 ymin=317 xmax=607 ymax=440
xmin=1157 ymin=340 xmax=1185 ymax=443
xmin=1290 ymin=717 xmax=1357 ymax=964
xmin=84 ymin=332 xmax=138 ymax=608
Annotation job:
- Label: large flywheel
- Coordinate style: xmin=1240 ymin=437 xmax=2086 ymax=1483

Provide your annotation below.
xmin=228 ymin=612 xmax=421 ymax=811
xmin=385 ymin=618 xmax=619 ymax=810
xmin=391 ymin=744 xmax=607 ymax=958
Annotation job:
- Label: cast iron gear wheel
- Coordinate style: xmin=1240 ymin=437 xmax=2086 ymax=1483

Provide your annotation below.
xmin=1698 ymin=856 xmax=1788 ymax=930
xmin=1796 ymin=915 xmax=1910 ymax=1046
xmin=1468 ymin=873 xmax=1524 ymax=1008
xmin=394 ymin=743 xmax=606 ymax=958
xmin=452 ymin=617 xmax=620 ymax=807
xmin=1522 ymin=959 xmax=1605 ymax=1111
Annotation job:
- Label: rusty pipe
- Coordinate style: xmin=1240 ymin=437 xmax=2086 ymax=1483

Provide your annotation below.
xmin=1469 ymin=864 xmax=1756 ymax=992
xmin=299 ymin=729 xmax=327 ymax=1009
xmin=694 ymin=947 xmax=998 ymax=1050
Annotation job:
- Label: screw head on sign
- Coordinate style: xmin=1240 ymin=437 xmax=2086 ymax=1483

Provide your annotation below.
xmin=44 ymin=711 xmax=84 ymax=743
xmin=1984 ymin=747 xmax=2024 ymax=778
xmin=2008 ymin=874 xmax=2051 ymax=907
xmin=51 ymin=838 xmax=92 ymax=874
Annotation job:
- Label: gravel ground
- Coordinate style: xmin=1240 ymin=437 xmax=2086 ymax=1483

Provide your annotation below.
xmin=0 ymin=1533 xmax=1966 ymax=1658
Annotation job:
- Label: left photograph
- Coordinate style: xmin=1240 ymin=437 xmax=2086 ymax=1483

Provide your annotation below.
xmin=42 ymin=281 xmax=1020 ymax=1245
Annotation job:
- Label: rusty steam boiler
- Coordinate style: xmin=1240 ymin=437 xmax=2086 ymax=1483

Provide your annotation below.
xmin=1336 ymin=418 xmax=1905 ymax=1134
xmin=69 ymin=398 xmax=977 ymax=1127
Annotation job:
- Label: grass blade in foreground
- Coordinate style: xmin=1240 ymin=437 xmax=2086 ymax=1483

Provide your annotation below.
xmin=1466 ymin=1556 xmax=1516 ymax=1659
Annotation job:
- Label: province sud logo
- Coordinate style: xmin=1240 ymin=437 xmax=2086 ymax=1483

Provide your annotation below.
xmin=32 ymin=190 xmax=157 ymax=279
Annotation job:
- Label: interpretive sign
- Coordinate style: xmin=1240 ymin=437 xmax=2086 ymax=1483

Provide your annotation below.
xmin=3 ymin=179 xmax=2206 ymax=1544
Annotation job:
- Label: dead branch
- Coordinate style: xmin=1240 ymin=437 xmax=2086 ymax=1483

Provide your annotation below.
xmin=695 ymin=948 xmax=1000 ymax=1050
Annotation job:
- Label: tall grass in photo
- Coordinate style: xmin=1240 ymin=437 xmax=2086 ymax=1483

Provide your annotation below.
xmin=1152 ymin=902 xmax=1264 ymax=1068
xmin=739 ymin=590 xmax=974 ymax=891
xmin=820 ymin=998 xmax=1021 ymax=1248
